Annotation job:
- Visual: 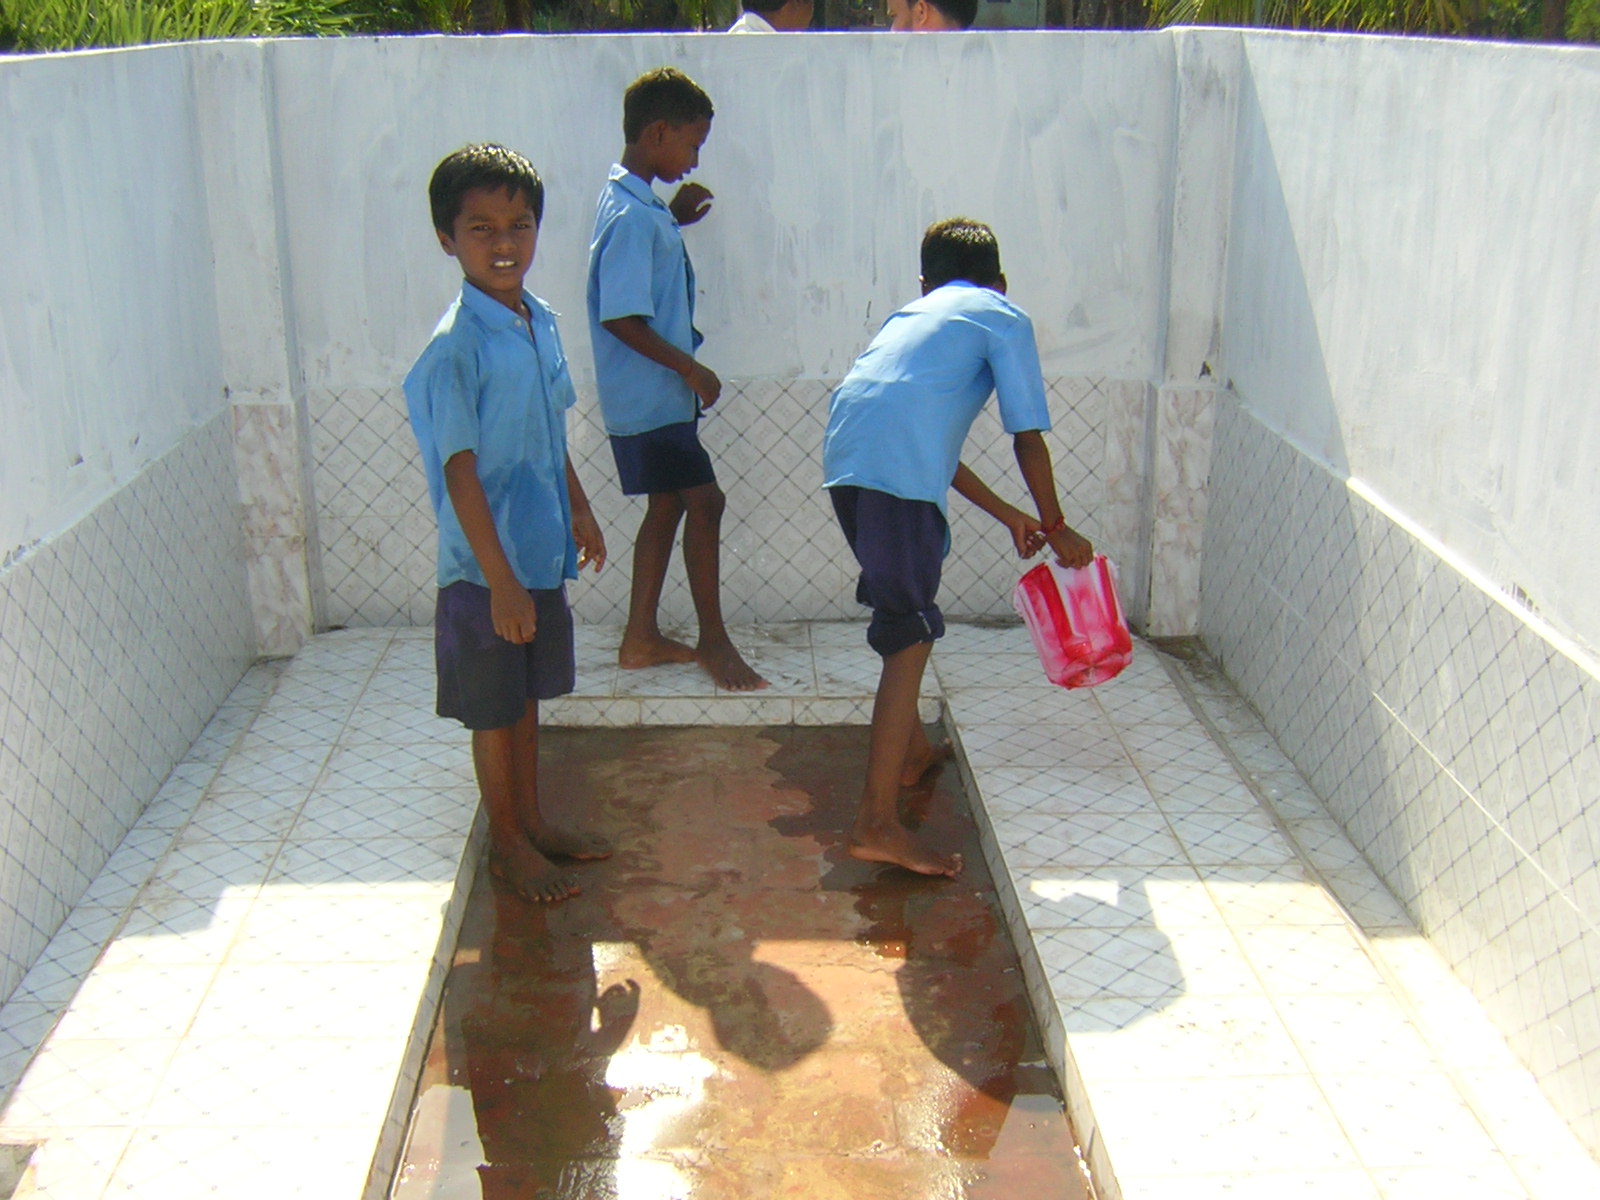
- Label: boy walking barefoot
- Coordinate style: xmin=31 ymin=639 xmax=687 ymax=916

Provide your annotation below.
xmin=587 ymin=67 xmax=767 ymax=692
xmin=405 ymin=145 xmax=610 ymax=903
xmin=824 ymin=218 xmax=1094 ymax=877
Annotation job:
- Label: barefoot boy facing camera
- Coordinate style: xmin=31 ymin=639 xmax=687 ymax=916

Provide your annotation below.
xmin=587 ymin=67 xmax=767 ymax=692
xmin=824 ymin=218 xmax=1094 ymax=877
xmin=405 ymin=145 xmax=610 ymax=904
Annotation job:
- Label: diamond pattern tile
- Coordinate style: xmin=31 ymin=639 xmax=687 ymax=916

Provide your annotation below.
xmin=187 ymin=963 xmax=426 ymax=1040
xmin=226 ymin=893 xmax=452 ymax=966
xmin=1010 ymin=865 xmax=1223 ymax=932
xmin=49 ymin=966 xmax=216 ymax=1042
xmin=0 ymin=415 xmax=252 ymax=1001
xmin=1062 ymin=993 xmax=1306 ymax=1079
xmin=293 ymin=786 xmax=476 ymax=842
xmin=1 ymin=1036 xmax=178 ymax=1128
xmin=1232 ymin=925 xmax=1390 ymax=996
xmin=97 ymin=896 xmax=253 ymax=970
xmin=9 ymin=324 xmax=1600 ymax=1200
xmin=105 ymin=1125 xmax=371 ymax=1200
xmin=1087 ymin=1075 xmax=1359 ymax=1175
xmin=143 ymin=1036 xmax=400 ymax=1127
xmin=1035 ymin=925 xmax=1262 ymax=1002
xmin=321 ymin=743 xmax=473 ymax=791
xmin=993 ymin=810 xmax=1186 ymax=868
xmin=958 ymin=721 xmax=1128 ymax=771
xmin=1166 ymin=808 xmax=1297 ymax=867
xmin=307 ymin=376 xmax=1113 ymax=629
xmin=265 ymin=837 xmax=464 ymax=894
xmin=970 ymin=764 xmax=1155 ymax=815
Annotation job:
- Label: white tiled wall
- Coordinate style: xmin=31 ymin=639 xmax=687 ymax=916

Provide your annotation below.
xmin=310 ymin=376 xmax=1133 ymax=630
xmin=1200 ymin=393 xmax=1600 ymax=1154
xmin=0 ymin=416 xmax=254 ymax=1003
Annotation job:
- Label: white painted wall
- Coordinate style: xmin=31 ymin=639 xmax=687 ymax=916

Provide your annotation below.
xmin=0 ymin=44 xmax=229 ymax=566
xmin=1221 ymin=31 xmax=1600 ymax=657
xmin=7 ymin=31 xmax=1599 ymax=651
xmin=264 ymin=32 xmax=1175 ymax=391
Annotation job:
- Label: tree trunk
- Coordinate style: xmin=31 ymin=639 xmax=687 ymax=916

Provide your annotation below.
xmin=1542 ymin=0 xmax=1568 ymax=39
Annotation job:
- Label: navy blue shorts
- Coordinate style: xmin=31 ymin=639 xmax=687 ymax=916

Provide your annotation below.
xmin=610 ymin=419 xmax=717 ymax=496
xmin=830 ymin=485 xmax=947 ymax=658
xmin=434 ymin=581 xmax=575 ymax=731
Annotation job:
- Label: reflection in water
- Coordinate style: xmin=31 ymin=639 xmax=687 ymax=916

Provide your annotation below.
xmin=395 ymin=726 xmax=1089 ymax=1199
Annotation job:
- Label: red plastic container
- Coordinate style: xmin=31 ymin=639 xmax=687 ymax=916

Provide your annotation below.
xmin=1011 ymin=555 xmax=1133 ymax=689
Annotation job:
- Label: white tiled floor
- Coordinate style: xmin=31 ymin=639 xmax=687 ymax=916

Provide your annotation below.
xmin=0 ymin=622 xmax=1596 ymax=1200
xmin=945 ymin=635 xmax=1600 ymax=1200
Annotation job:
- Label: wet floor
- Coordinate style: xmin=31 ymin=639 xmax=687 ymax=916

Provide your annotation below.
xmin=394 ymin=724 xmax=1090 ymax=1200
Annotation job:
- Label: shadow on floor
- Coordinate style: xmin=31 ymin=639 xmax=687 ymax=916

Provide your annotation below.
xmin=395 ymin=725 xmax=1090 ymax=1199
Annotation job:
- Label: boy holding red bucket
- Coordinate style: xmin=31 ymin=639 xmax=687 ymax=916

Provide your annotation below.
xmin=822 ymin=218 xmax=1094 ymax=878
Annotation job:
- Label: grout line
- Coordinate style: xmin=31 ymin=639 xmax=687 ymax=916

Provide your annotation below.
xmin=1158 ymin=639 xmax=1550 ymax=1199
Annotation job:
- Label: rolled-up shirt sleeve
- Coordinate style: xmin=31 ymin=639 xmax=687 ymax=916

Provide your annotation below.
xmin=990 ymin=313 xmax=1051 ymax=434
xmin=593 ymin=213 xmax=657 ymax=324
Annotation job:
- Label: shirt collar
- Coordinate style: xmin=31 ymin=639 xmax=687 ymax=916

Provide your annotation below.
xmin=608 ymin=163 xmax=668 ymax=210
xmin=459 ymin=279 xmax=532 ymax=330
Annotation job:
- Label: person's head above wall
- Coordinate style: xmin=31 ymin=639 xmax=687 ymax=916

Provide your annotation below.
xmin=734 ymin=0 xmax=814 ymax=29
xmin=886 ymin=0 xmax=977 ymax=30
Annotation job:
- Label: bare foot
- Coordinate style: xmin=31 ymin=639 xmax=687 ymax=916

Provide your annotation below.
xmin=848 ymin=822 xmax=963 ymax=878
xmin=489 ymin=839 xmax=581 ymax=903
xmin=619 ymin=634 xmax=697 ymax=670
xmin=900 ymin=739 xmax=955 ymax=787
xmin=528 ymin=824 xmax=612 ymax=861
xmin=697 ymin=640 xmax=768 ymax=692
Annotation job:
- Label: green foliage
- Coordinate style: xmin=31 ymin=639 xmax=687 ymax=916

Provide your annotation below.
xmin=1143 ymin=0 xmax=1595 ymax=37
xmin=1145 ymin=0 xmax=1468 ymax=32
xmin=0 ymin=0 xmax=483 ymax=49
xmin=674 ymin=0 xmax=738 ymax=27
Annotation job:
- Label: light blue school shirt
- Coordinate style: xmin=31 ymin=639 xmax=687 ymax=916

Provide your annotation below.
xmin=823 ymin=282 xmax=1052 ymax=517
xmin=587 ymin=164 xmax=703 ymax=437
xmin=404 ymin=281 xmax=578 ymax=590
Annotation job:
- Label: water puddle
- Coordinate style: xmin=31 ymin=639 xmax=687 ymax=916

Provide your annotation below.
xmin=393 ymin=725 xmax=1090 ymax=1199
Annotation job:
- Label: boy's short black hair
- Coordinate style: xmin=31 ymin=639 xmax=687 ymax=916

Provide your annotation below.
xmin=928 ymin=0 xmax=978 ymax=25
xmin=428 ymin=144 xmax=545 ymax=236
xmin=623 ymin=68 xmax=715 ymax=145
xmin=921 ymin=218 xmax=1002 ymax=289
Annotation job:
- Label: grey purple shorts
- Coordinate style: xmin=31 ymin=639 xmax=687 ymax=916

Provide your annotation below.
xmin=609 ymin=418 xmax=717 ymax=496
xmin=829 ymin=485 xmax=948 ymax=658
xmin=434 ymin=581 xmax=575 ymax=731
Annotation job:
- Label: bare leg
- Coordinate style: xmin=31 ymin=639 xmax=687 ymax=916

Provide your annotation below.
xmin=619 ymin=492 xmax=696 ymax=669
xmin=849 ymin=642 xmax=962 ymax=877
xmin=681 ymin=482 xmax=767 ymax=691
xmin=900 ymin=720 xmax=955 ymax=787
xmin=510 ymin=700 xmax=610 ymax=862
xmin=473 ymin=702 xmax=579 ymax=903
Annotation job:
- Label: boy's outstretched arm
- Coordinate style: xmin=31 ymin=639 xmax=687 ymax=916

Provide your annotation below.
xmin=952 ymin=462 xmax=1044 ymax=557
xmin=1011 ymin=431 xmax=1094 ymax=568
xmin=599 ymin=316 xmax=721 ymax=409
xmin=566 ymin=456 xmax=606 ymax=573
xmin=444 ymin=450 xmax=539 ymax=644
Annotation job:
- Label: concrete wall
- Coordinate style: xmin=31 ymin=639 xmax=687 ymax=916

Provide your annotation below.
xmin=1220 ymin=32 xmax=1600 ymax=660
xmin=1201 ymin=31 xmax=1600 ymax=1154
xmin=0 ymin=29 xmax=1187 ymax=1007
xmin=265 ymin=32 xmax=1182 ymax=635
xmin=6 ymin=24 xmax=1600 ymax=1156
xmin=0 ymin=45 xmax=227 ymax=559
xmin=0 ymin=47 xmax=254 ymax=1002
